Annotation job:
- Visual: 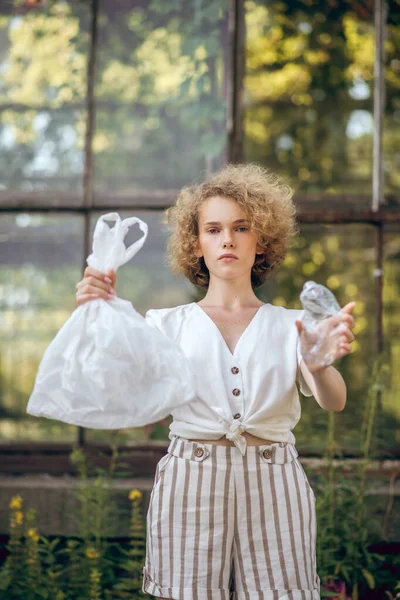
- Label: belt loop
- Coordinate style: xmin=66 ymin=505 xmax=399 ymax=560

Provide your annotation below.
xmin=168 ymin=435 xmax=180 ymax=456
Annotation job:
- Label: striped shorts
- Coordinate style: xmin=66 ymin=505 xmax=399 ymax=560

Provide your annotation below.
xmin=142 ymin=435 xmax=321 ymax=600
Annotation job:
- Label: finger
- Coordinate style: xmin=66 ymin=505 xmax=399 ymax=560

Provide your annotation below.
xmin=84 ymin=266 xmax=107 ymax=280
xmin=81 ymin=267 xmax=114 ymax=292
xmin=330 ymin=314 xmax=355 ymax=333
xmin=339 ymin=337 xmax=353 ymax=349
xmin=342 ymin=314 xmax=355 ymax=329
xmin=337 ymin=323 xmax=354 ymax=340
xmin=338 ymin=344 xmax=352 ymax=356
xmin=334 ymin=346 xmax=351 ymax=361
xmin=83 ymin=266 xmax=117 ymax=290
xmin=340 ymin=333 xmax=354 ymax=344
xmin=326 ymin=313 xmax=346 ymax=328
xmin=77 ymin=284 xmax=115 ymax=300
xmin=295 ymin=320 xmax=303 ymax=334
xmin=338 ymin=335 xmax=353 ymax=348
xmin=340 ymin=301 xmax=356 ymax=314
xmin=105 ymin=268 xmax=117 ymax=288
xmin=84 ymin=276 xmax=113 ymax=294
xmin=344 ymin=330 xmax=355 ymax=342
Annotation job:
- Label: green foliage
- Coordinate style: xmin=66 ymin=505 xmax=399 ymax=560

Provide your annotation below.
xmin=315 ymin=355 xmax=399 ymax=599
xmin=0 ymin=441 xmax=155 ymax=599
xmin=245 ymin=0 xmax=400 ymax=195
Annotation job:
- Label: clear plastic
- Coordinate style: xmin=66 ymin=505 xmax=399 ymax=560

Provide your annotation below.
xmin=299 ymin=280 xmax=344 ymax=369
xmin=26 ymin=213 xmax=197 ymax=429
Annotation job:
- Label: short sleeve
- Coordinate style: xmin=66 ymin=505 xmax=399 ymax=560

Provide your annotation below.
xmin=145 ymin=309 xmax=163 ymax=332
xmin=296 ymin=317 xmax=314 ymax=397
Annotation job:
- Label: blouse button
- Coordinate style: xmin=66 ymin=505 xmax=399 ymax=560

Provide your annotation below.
xmin=195 ymin=447 xmax=204 ymax=457
xmin=232 ymin=388 xmax=241 ymax=396
xmin=231 ymin=366 xmax=239 ymax=374
xmin=233 ymin=413 xmax=241 ymax=419
xmin=263 ymin=448 xmax=272 ymax=459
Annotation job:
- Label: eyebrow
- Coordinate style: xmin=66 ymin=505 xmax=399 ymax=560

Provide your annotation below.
xmin=204 ymin=219 xmax=249 ymax=226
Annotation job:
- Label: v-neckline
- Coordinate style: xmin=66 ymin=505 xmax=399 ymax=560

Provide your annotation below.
xmin=193 ymin=302 xmax=268 ymax=358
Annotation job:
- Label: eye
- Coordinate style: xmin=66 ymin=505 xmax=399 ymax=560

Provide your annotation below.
xmin=206 ymin=227 xmax=248 ymax=234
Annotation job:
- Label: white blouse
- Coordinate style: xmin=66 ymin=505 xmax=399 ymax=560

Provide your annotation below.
xmin=145 ymin=302 xmax=313 ymax=455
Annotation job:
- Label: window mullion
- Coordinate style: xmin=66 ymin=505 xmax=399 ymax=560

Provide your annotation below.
xmin=372 ymin=0 xmax=388 ymax=211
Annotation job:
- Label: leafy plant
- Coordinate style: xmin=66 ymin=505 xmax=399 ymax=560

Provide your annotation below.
xmin=317 ymin=354 xmax=398 ymax=599
xmin=0 ymin=441 xmax=155 ymax=599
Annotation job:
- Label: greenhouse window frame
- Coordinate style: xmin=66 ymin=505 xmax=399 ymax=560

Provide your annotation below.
xmin=0 ymin=0 xmax=398 ymax=459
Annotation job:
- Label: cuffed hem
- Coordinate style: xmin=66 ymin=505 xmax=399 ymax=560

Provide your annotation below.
xmin=234 ymin=590 xmax=320 ymax=599
xmin=142 ymin=567 xmax=320 ymax=599
xmin=142 ymin=566 xmax=230 ymax=599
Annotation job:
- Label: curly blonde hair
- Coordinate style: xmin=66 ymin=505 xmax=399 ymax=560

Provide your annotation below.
xmin=165 ymin=163 xmax=299 ymax=289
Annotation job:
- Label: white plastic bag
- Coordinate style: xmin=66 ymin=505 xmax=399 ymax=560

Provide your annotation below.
xmin=26 ymin=213 xmax=197 ymax=429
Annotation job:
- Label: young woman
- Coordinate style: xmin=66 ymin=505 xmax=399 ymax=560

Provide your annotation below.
xmin=75 ymin=163 xmax=355 ymax=600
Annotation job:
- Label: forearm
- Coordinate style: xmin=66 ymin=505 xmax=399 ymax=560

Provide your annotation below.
xmin=300 ymin=360 xmax=347 ymax=411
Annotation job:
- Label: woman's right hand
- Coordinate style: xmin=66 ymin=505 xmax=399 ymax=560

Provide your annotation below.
xmin=75 ymin=267 xmax=118 ymax=307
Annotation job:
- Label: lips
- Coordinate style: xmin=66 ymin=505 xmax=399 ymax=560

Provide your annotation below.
xmin=219 ymin=254 xmax=237 ymax=259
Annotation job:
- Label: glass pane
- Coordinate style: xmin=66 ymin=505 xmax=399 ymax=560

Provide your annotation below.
xmin=0 ymin=1 xmax=90 ymax=206
xmin=244 ymin=1 xmax=374 ymax=205
xmin=0 ymin=214 xmax=84 ymax=441
xmin=383 ymin=2 xmax=400 ymax=205
xmin=93 ymin=0 xmax=229 ymax=206
xmin=84 ymin=210 xmax=201 ymax=443
xmin=382 ymin=224 xmax=400 ymax=454
xmin=255 ymin=224 xmax=393 ymax=455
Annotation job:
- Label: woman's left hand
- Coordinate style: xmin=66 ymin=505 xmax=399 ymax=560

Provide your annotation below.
xmin=295 ymin=301 xmax=356 ymax=373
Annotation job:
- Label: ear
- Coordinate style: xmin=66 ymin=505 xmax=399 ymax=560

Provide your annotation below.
xmin=255 ymin=243 xmax=265 ymax=255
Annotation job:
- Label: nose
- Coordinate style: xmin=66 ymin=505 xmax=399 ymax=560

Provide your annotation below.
xmin=223 ymin=231 xmax=235 ymax=248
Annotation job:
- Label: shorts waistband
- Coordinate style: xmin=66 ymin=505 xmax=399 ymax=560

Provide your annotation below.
xmin=167 ymin=435 xmax=299 ymax=464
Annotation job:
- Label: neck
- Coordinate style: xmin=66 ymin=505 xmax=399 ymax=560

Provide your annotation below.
xmin=200 ymin=275 xmax=262 ymax=310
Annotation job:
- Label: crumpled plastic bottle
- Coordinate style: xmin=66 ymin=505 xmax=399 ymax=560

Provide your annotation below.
xmin=299 ymin=280 xmax=345 ymax=369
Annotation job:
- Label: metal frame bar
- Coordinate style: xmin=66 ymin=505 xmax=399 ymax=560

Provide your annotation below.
xmin=82 ymin=0 xmax=98 ymax=212
xmin=1 ymin=204 xmax=400 ymax=223
xmin=372 ymin=0 xmax=387 ymax=212
xmin=372 ymin=0 xmax=387 ymax=436
xmin=227 ymin=0 xmax=245 ymax=163
xmin=375 ymin=223 xmax=384 ymax=428
xmin=78 ymin=0 xmax=99 ymax=447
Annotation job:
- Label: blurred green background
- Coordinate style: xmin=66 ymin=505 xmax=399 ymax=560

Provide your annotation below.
xmin=0 ymin=0 xmax=399 ymax=456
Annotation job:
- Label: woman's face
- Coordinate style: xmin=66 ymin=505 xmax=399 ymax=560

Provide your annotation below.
xmin=195 ymin=195 xmax=264 ymax=281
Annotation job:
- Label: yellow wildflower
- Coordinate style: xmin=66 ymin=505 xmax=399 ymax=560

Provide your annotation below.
xmin=90 ymin=567 xmax=101 ymax=583
xmin=86 ymin=547 xmax=100 ymax=559
xmin=27 ymin=528 xmax=39 ymax=542
xmin=9 ymin=495 xmax=23 ymax=510
xmin=129 ymin=489 xmax=142 ymax=502
xmin=14 ymin=511 xmax=23 ymax=525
